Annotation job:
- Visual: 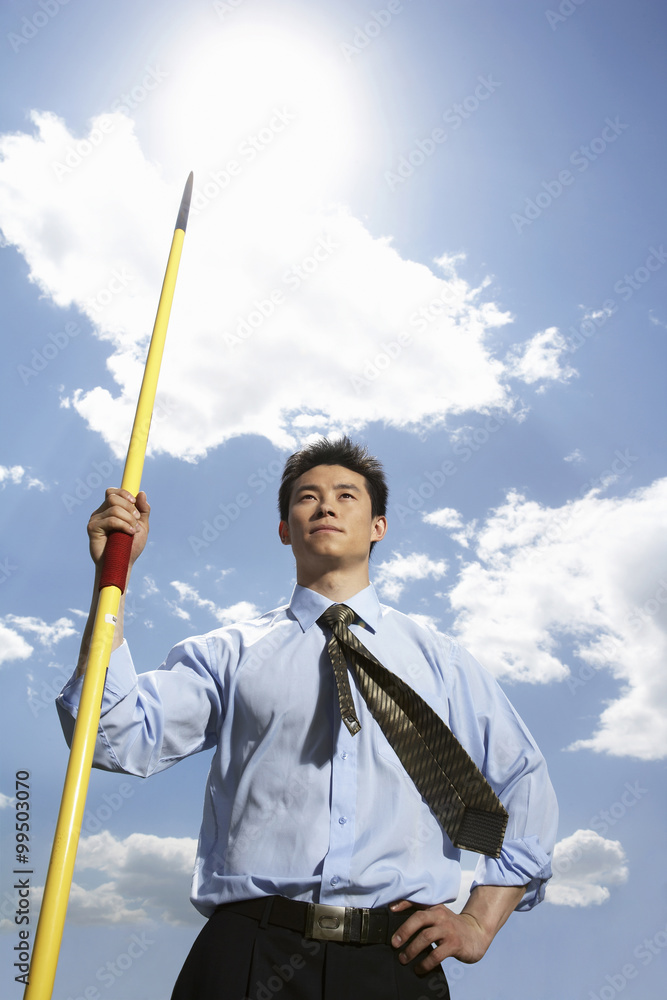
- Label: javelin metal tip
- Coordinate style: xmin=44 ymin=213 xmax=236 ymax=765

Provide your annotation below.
xmin=175 ymin=172 xmax=194 ymax=233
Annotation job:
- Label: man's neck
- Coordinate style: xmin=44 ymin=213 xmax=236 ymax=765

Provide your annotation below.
xmin=296 ymin=566 xmax=371 ymax=603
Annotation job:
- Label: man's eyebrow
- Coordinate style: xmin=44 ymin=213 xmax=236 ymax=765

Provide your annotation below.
xmin=294 ymin=483 xmax=361 ymax=493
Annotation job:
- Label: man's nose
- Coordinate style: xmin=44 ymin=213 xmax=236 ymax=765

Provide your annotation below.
xmin=315 ymin=499 xmax=336 ymax=517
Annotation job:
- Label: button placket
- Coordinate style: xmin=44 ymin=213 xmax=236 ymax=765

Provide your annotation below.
xmin=320 ymin=684 xmax=358 ymax=902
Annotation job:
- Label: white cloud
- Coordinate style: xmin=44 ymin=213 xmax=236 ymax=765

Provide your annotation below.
xmin=0 ymin=465 xmax=25 ymax=487
xmin=564 ymin=448 xmax=585 ymax=464
xmin=423 ymin=507 xmax=477 ymax=548
xmin=28 ymin=880 xmax=150 ymax=927
xmin=546 ymin=829 xmax=628 ymax=907
xmin=0 ymin=792 xmax=14 ymax=808
xmin=423 ymin=507 xmax=463 ymax=530
xmin=406 ymin=612 xmax=440 ymax=632
xmin=65 ymin=830 xmax=201 ymax=925
xmin=170 ymin=581 xmax=260 ymax=626
xmin=2 ymin=614 xmax=77 ymax=646
xmin=446 ymin=478 xmax=667 ymax=759
xmin=504 ymin=326 xmax=577 ymax=387
xmin=0 ymin=24 xmax=569 ymax=462
xmin=0 ymin=465 xmax=46 ymax=490
xmin=374 ymin=552 xmax=448 ymax=602
xmin=0 ymin=624 xmax=33 ymax=667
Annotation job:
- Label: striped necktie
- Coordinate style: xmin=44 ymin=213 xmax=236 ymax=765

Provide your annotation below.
xmin=318 ymin=603 xmax=508 ymax=858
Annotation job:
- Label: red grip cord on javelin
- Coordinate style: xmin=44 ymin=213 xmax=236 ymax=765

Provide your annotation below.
xmin=98 ymin=531 xmax=133 ymax=593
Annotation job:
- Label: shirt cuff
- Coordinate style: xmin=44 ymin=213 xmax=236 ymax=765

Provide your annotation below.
xmin=470 ymin=836 xmax=553 ymax=910
xmin=56 ymin=640 xmax=138 ymax=720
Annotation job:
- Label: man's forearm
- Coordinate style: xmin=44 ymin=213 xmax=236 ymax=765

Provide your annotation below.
xmin=460 ymin=883 xmax=527 ymax=952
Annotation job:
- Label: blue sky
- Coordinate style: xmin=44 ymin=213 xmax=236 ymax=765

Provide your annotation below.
xmin=1 ymin=1 xmax=666 ymax=997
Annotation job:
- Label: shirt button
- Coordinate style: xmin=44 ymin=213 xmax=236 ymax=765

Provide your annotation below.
xmin=339 ymin=816 xmax=347 ymax=825
xmin=340 ymin=751 xmax=348 ymax=760
xmin=330 ymin=876 xmax=340 ymax=886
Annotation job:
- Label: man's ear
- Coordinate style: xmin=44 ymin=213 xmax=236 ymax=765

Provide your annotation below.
xmin=278 ymin=520 xmax=291 ymax=545
xmin=371 ymin=515 xmax=387 ymax=544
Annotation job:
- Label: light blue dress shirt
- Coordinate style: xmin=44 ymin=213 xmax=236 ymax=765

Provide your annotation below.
xmin=57 ymin=583 xmax=557 ymax=918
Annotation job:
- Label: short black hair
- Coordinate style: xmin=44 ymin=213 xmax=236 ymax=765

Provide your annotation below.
xmin=278 ymin=436 xmax=388 ymax=554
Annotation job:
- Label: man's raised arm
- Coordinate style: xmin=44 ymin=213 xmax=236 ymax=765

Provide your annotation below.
xmin=76 ymin=488 xmax=150 ymax=677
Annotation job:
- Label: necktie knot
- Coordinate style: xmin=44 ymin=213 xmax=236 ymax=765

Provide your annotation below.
xmin=319 ymin=604 xmax=355 ymax=630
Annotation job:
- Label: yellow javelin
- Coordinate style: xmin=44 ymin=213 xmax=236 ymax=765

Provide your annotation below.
xmin=24 ymin=172 xmax=193 ymax=1000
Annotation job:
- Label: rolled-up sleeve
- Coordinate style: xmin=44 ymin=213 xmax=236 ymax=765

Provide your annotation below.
xmin=56 ymin=636 xmax=224 ymax=777
xmin=445 ymin=643 xmax=558 ymax=909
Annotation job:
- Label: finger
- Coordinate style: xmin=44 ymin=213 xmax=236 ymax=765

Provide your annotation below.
xmin=413 ymin=945 xmax=447 ymax=975
xmin=108 ymin=487 xmax=136 ymax=502
xmin=91 ymin=491 xmax=135 ymax=523
xmin=100 ymin=491 xmax=143 ymax=525
xmin=396 ymin=924 xmax=441 ymax=966
xmin=135 ymin=490 xmax=150 ymax=514
xmin=106 ymin=490 xmax=140 ymax=511
xmin=389 ymin=899 xmax=414 ymax=913
xmin=393 ymin=907 xmax=455 ymax=964
xmin=93 ymin=513 xmax=140 ymax=536
xmin=89 ymin=502 xmax=141 ymax=535
xmin=391 ymin=908 xmax=432 ymax=949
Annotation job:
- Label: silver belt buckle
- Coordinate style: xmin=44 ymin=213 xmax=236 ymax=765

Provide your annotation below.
xmin=305 ymin=903 xmax=347 ymax=942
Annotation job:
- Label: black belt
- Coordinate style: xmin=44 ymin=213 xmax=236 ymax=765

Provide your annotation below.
xmin=215 ymin=896 xmax=415 ymax=945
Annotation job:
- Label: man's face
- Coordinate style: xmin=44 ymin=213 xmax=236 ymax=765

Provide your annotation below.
xmin=279 ymin=464 xmax=387 ymax=572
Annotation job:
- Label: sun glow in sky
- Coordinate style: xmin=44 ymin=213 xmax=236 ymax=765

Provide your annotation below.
xmin=154 ymin=20 xmax=363 ymax=210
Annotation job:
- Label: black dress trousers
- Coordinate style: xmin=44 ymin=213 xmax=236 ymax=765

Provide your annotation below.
xmin=170 ymin=905 xmax=451 ymax=1000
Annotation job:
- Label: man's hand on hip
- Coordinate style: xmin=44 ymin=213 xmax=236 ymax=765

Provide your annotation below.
xmin=390 ymin=883 xmax=526 ymax=974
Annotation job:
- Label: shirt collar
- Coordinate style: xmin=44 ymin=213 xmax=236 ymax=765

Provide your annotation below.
xmin=289 ymin=582 xmax=382 ymax=634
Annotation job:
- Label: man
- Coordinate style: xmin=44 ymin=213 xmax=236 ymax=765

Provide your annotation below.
xmin=58 ymin=437 xmax=557 ymax=1000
